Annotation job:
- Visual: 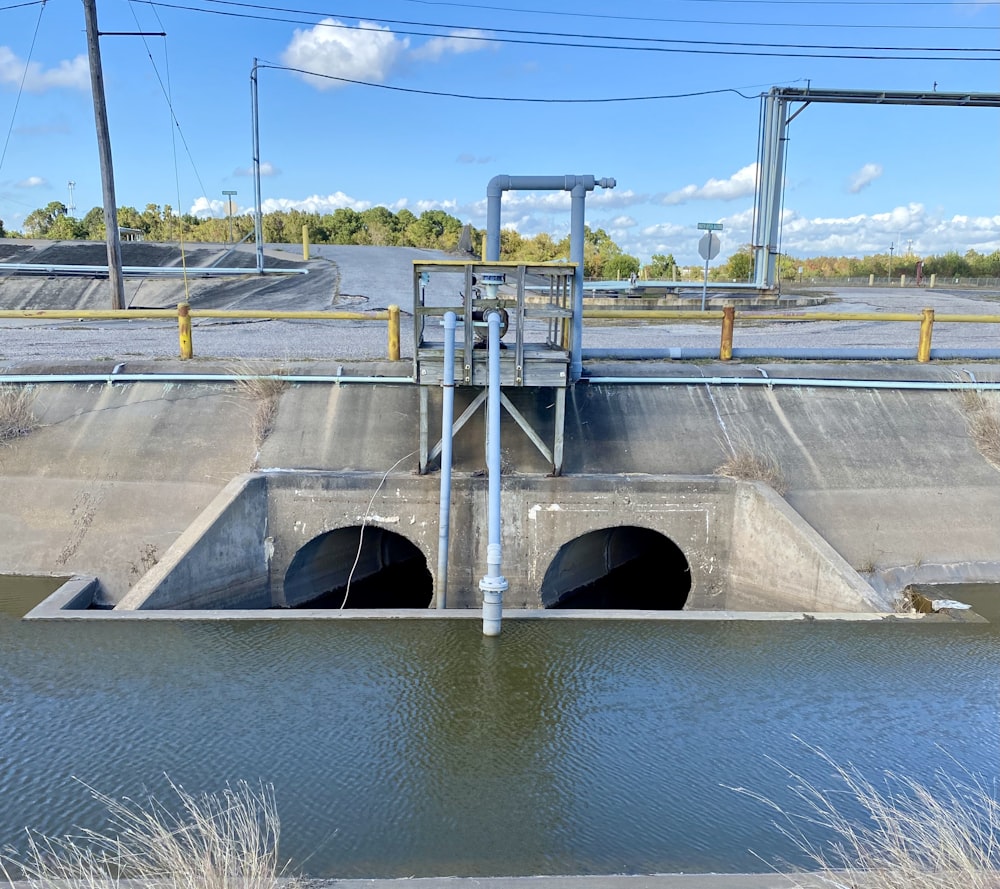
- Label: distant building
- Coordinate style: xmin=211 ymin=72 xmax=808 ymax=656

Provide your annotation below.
xmin=119 ymin=227 xmax=144 ymax=242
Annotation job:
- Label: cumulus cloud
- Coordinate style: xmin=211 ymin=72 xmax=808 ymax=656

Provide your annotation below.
xmin=658 ymin=163 xmax=758 ymax=206
xmin=0 ymin=47 xmax=88 ymax=91
xmin=411 ymin=29 xmax=496 ymax=61
xmin=234 ymin=161 xmax=280 ymax=177
xmin=189 ymin=190 xmax=374 ymax=217
xmin=16 ymin=176 xmax=46 ymax=188
xmin=847 ymin=163 xmax=883 ymax=194
xmin=773 ymin=203 xmax=1000 ymax=258
xmin=456 ymin=153 xmax=494 ymax=165
xmin=281 ymin=20 xmax=408 ymax=89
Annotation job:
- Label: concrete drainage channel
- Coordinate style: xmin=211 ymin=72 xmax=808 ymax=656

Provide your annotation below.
xmin=24 ymin=469 xmax=964 ymax=623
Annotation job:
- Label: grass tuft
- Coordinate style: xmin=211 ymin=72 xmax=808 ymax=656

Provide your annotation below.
xmin=733 ymin=745 xmax=1000 ymax=889
xmin=959 ymin=389 xmax=1000 ymax=471
xmin=715 ymin=446 xmax=787 ymax=495
xmin=0 ymin=385 xmax=37 ymax=442
xmin=1 ymin=780 xmax=293 ymax=889
xmin=229 ymin=361 xmax=291 ymax=455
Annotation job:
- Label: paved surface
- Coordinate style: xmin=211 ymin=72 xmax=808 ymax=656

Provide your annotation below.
xmin=2 ymin=243 xmax=999 ymax=366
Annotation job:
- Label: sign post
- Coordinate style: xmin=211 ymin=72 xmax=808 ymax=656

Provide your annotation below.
xmin=697 ymin=223 xmax=723 ymax=310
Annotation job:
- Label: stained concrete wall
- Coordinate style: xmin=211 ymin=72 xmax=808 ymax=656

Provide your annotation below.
xmin=114 ymin=468 xmax=884 ymax=613
xmin=115 ymin=474 xmax=269 ymax=610
xmin=3 ymin=362 xmax=999 ymax=610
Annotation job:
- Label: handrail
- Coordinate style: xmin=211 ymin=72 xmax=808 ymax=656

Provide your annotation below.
xmin=581 ymin=306 xmax=1000 ymax=363
xmin=0 ymin=304 xmax=402 ymax=361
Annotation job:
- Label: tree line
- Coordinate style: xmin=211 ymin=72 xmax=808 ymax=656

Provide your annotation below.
xmin=3 ymin=201 xmax=997 ymax=281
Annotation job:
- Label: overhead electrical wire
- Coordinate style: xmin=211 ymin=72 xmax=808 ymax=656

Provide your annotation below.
xmin=149 ymin=1 xmax=999 ymax=60
xmin=393 ymin=0 xmax=998 ymax=29
xmin=193 ymin=0 xmax=999 ymax=55
xmin=0 ymin=0 xmax=46 ymax=177
xmin=258 ymin=63 xmax=760 ymax=101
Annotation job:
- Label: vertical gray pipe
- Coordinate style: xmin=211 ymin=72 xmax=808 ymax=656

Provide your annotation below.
xmin=436 ymin=311 xmax=457 ymax=609
xmin=485 ymin=174 xmax=615 ymax=381
xmin=480 ymin=310 xmax=507 ymax=636
xmin=569 ymin=183 xmax=587 ymax=381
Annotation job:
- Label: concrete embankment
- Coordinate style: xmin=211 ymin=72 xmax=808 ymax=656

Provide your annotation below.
xmin=2 ymin=359 xmax=999 ymax=607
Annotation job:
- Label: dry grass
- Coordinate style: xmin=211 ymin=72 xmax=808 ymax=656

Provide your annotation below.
xmin=959 ymin=389 xmax=1000 ymax=471
xmin=733 ymin=746 xmax=1000 ymax=889
xmin=715 ymin=446 xmax=788 ymax=495
xmin=0 ymin=385 xmax=37 ymax=442
xmin=1 ymin=780 xmax=292 ymax=889
xmin=229 ymin=362 xmax=291 ymax=452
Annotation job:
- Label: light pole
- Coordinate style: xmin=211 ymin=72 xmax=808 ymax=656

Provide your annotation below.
xmin=222 ymin=190 xmax=237 ymax=243
xmin=889 ymin=241 xmax=895 ymax=282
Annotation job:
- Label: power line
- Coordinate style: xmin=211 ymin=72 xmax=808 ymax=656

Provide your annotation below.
xmin=194 ymin=0 xmax=999 ymax=53
xmin=0 ymin=0 xmax=46 ymax=177
xmin=0 ymin=1 xmax=46 ymax=10
xmin=258 ymin=64 xmax=760 ymax=102
xmin=339 ymin=0 xmax=1000 ymax=31
xmin=148 ymin=1 xmax=1000 ymax=60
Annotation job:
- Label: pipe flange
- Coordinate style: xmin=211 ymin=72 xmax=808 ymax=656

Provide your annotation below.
xmin=479 ymin=575 xmax=509 ymax=593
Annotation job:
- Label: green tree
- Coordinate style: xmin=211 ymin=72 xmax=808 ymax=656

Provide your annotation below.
xmin=82 ymin=207 xmax=106 ymax=239
xmin=720 ymin=244 xmax=754 ymax=281
xmin=644 ymin=253 xmax=677 ymax=279
xmin=47 ymin=214 xmax=86 ymax=239
xmin=603 ymin=252 xmax=641 ymax=279
xmin=22 ymin=201 xmax=68 ymax=237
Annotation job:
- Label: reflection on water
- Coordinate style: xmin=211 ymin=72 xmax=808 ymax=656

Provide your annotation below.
xmin=0 ymin=578 xmax=998 ymax=878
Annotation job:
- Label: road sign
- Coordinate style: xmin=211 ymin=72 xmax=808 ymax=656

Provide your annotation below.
xmin=697 ymin=222 xmax=723 ymax=231
xmin=698 ymin=232 xmax=721 ymax=261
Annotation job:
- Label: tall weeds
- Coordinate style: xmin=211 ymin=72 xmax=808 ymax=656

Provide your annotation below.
xmin=735 ymin=747 xmax=1000 ymax=888
xmin=0 ymin=385 xmax=37 ymax=442
xmin=1 ymin=780 xmax=292 ymax=889
xmin=959 ymin=389 xmax=1000 ymax=472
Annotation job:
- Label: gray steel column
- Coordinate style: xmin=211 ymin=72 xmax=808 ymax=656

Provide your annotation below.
xmin=251 ymin=59 xmax=264 ymax=274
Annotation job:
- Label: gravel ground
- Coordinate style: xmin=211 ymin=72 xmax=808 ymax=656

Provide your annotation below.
xmin=2 ymin=243 xmax=999 ymax=368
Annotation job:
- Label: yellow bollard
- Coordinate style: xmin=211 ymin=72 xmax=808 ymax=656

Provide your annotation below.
xmin=178 ymin=301 xmax=193 ymax=359
xmin=388 ymin=304 xmax=400 ymax=360
xmin=480 ymin=234 xmax=487 ymax=261
xmin=302 ymin=224 xmax=310 ymax=261
xmin=720 ymin=305 xmax=735 ymax=361
xmin=917 ymin=308 xmax=934 ymax=362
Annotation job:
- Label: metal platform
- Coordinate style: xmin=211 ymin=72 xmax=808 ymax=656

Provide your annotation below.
xmin=413 ymin=261 xmax=576 ymax=475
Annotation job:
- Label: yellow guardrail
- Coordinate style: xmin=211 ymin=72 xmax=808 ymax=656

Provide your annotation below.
xmin=0 ymin=303 xmax=402 ymax=361
xmin=584 ymin=306 xmax=1000 ymax=363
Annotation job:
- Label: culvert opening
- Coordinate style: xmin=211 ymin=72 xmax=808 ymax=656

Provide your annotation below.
xmin=540 ymin=526 xmax=691 ymax=609
xmin=283 ymin=526 xmax=433 ymax=608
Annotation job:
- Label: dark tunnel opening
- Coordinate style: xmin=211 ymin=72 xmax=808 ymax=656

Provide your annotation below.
xmin=540 ymin=526 xmax=691 ymax=609
xmin=284 ymin=526 xmax=433 ymax=608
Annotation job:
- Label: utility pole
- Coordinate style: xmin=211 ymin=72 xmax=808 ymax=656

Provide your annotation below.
xmin=82 ymin=0 xmax=125 ymax=310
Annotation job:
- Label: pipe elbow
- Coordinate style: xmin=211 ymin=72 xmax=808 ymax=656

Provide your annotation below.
xmin=487 ymin=175 xmax=509 ymax=197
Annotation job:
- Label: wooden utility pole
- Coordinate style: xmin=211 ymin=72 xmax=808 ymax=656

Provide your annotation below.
xmin=82 ymin=0 xmax=125 ymax=310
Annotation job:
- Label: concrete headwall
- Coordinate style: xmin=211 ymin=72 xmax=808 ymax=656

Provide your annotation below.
xmin=113 ymin=468 xmax=885 ymax=613
xmin=2 ymin=362 xmax=999 ymax=609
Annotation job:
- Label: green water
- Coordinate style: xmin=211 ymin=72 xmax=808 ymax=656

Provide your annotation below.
xmin=1 ymin=576 xmax=998 ymax=878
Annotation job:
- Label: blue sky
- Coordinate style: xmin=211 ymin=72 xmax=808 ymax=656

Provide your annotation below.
xmin=1 ymin=0 xmax=998 ymax=264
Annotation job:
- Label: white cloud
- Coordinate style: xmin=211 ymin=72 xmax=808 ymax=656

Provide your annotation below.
xmin=281 ymin=20 xmax=408 ymax=89
xmin=658 ymin=163 xmax=758 ymax=206
xmin=0 ymin=47 xmax=88 ymax=92
xmin=16 ymin=176 xmax=46 ymax=188
xmin=456 ymin=153 xmax=494 ymax=165
xmin=411 ymin=29 xmax=496 ymax=61
xmin=234 ymin=161 xmax=280 ymax=177
xmin=262 ymin=191 xmax=372 ymax=214
xmin=847 ymin=163 xmax=883 ymax=194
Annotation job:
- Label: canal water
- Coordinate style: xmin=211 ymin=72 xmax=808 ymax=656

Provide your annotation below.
xmin=1 ymin=576 xmax=998 ymax=878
